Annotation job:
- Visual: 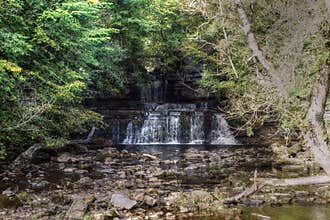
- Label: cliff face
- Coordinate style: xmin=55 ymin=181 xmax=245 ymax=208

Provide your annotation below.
xmin=85 ymin=63 xmax=225 ymax=144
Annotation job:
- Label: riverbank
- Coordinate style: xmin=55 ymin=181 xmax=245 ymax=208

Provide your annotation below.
xmin=0 ymin=142 xmax=329 ymax=219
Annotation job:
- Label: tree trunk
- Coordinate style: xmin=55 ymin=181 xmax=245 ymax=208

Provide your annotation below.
xmin=326 ymin=0 xmax=330 ymax=15
xmin=235 ymin=0 xmax=330 ymax=174
xmin=304 ymin=63 xmax=330 ymax=174
xmin=235 ymin=0 xmax=288 ymax=98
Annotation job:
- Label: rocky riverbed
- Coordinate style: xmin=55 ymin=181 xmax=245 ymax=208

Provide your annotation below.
xmin=0 ymin=142 xmax=329 ymax=219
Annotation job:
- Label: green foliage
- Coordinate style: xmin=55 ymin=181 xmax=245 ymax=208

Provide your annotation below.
xmin=104 ymin=0 xmax=202 ymax=75
xmin=185 ymin=0 xmax=329 ymax=141
xmin=0 ymin=0 xmax=121 ymax=158
xmin=0 ymin=0 xmax=204 ymax=159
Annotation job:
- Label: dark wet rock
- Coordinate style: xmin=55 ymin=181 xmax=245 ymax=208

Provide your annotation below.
xmin=0 ymin=195 xmax=22 ymax=209
xmin=111 ymin=194 xmax=137 ymax=210
xmin=65 ymin=194 xmax=95 ymax=219
xmin=31 ymin=148 xmax=57 ymax=164
xmin=59 ymin=143 xmax=88 ymax=154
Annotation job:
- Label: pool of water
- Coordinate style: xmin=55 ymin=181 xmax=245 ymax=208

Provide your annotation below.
xmin=185 ymin=205 xmax=330 ymax=220
xmin=242 ymin=205 xmax=330 ymax=220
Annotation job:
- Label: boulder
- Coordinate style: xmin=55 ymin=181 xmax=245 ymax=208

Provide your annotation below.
xmin=190 ymin=190 xmax=214 ymax=203
xmin=144 ymin=195 xmax=157 ymax=207
xmin=111 ymin=194 xmax=137 ymax=210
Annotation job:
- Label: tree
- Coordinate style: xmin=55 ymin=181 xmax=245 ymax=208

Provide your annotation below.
xmin=180 ymin=0 xmax=330 ymax=199
xmin=0 ymin=0 xmax=121 ymax=159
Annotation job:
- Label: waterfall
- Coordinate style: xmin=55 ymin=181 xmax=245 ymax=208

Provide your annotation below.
xmin=123 ymin=121 xmax=134 ymax=144
xmin=122 ymin=103 xmax=238 ymax=145
xmin=189 ymin=112 xmax=204 ymax=144
xmin=209 ymin=114 xmax=239 ymax=145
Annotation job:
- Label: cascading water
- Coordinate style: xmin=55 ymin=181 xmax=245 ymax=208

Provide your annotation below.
xmin=209 ymin=114 xmax=238 ymax=145
xmin=122 ymin=103 xmax=239 ymax=145
xmin=189 ymin=112 xmax=204 ymax=144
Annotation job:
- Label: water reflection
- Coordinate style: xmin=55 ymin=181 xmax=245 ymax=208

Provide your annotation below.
xmin=186 ymin=205 xmax=330 ymax=220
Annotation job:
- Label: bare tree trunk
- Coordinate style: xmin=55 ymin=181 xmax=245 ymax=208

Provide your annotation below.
xmin=326 ymin=0 xmax=330 ymax=15
xmin=304 ymin=63 xmax=330 ymax=174
xmin=228 ymin=0 xmax=330 ymax=202
xmin=235 ymin=0 xmax=288 ymax=98
xmin=226 ymin=65 xmax=329 ymax=202
xmin=236 ymin=0 xmax=330 ymax=174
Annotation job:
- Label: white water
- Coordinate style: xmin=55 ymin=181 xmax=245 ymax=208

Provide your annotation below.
xmin=123 ymin=103 xmax=239 ymax=145
xmin=210 ymin=114 xmax=238 ymax=145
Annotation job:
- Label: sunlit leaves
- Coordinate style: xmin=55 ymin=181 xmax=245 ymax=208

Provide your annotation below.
xmin=0 ymin=0 xmax=123 ymax=158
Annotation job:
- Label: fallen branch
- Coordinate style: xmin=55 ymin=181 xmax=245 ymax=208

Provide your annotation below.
xmin=9 ymin=144 xmax=43 ymax=169
xmin=224 ymin=175 xmax=330 ymax=203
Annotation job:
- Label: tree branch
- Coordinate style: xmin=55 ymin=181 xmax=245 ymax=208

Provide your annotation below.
xmin=224 ymin=175 xmax=330 ymax=203
xmin=235 ymin=0 xmax=288 ymax=98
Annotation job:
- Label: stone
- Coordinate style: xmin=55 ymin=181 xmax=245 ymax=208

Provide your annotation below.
xmin=2 ymin=189 xmax=15 ymax=197
xmin=190 ymin=190 xmax=214 ymax=203
xmin=64 ymin=168 xmax=75 ymax=173
xmin=147 ymin=211 xmax=163 ymax=219
xmin=77 ymin=177 xmax=93 ymax=186
xmin=142 ymin=154 xmax=158 ymax=160
xmin=117 ymin=171 xmax=126 ymax=179
xmin=57 ymin=153 xmax=74 ymax=163
xmin=134 ymin=193 xmax=145 ymax=202
xmin=121 ymin=150 xmax=129 ymax=154
xmin=179 ymin=206 xmax=189 ymax=213
xmin=65 ymin=195 xmax=95 ymax=219
xmin=144 ymin=195 xmax=157 ymax=207
xmin=294 ymin=191 xmax=310 ymax=197
xmin=92 ymin=213 xmax=105 ymax=220
xmin=271 ymin=143 xmax=288 ymax=159
xmin=31 ymin=180 xmax=50 ymax=190
xmin=111 ymin=194 xmax=137 ymax=210
xmin=165 ymin=212 xmax=175 ymax=219
xmin=75 ymin=169 xmax=89 ymax=175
